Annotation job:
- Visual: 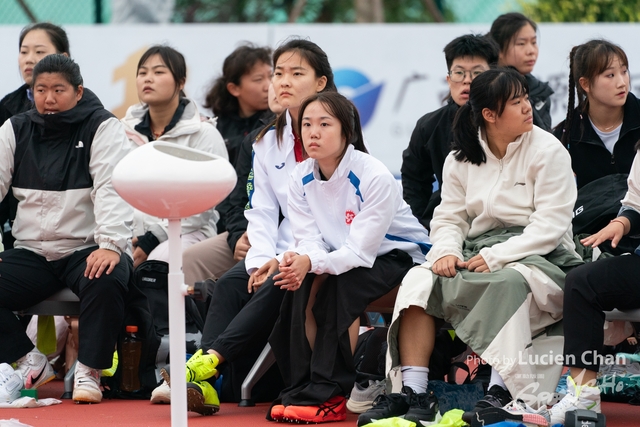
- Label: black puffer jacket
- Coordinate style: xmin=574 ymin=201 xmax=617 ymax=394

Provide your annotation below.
xmin=526 ymin=74 xmax=554 ymax=132
xmin=216 ymin=110 xmax=270 ymax=166
xmin=553 ymin=92 xmax=640 ymax=189
xmin=401 ymin=100 xmax=458 ymax=230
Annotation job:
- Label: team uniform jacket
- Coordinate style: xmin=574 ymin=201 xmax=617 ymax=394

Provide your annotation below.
xmin=121 ymin=99 xmax=228 ymax=244
xmin=244 ymin=111 xmax=298 ymax=273
xmin=288 ymin=145 xmax=430 ymax=275
xmin=428 ymin=125 xmax=579 ymax=272
xmin=0 ymin=88 xmax=134 ymax=260
xmin=553 ymin=92 xmax=640 ymax=189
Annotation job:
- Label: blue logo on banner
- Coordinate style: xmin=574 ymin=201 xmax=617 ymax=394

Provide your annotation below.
xmin=335 ymin=69 xmax=383 ymax=128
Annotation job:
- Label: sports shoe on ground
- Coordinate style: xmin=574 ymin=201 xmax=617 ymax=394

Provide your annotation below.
xmin=347 ymin=380 xmax=386 ymax=413
xmin=404 ymin=390 xmax=439 ymax=425
xmin=269 ymin=404 xmax=286 ymax=421
xmin=0 ymin=363 xmax=22 ymax=403
xmin=549 ymin=375 xmax=601 ymax=425
xmin=73 ymin=361 xmax=102 ymax=404
xmin=186 ymin=349 xmax=219 ymax=382
xmin=186 ymin=380 xmax=220 ymax=415
xmin=357 ymin=386 xmax=413 ymax=427
xmin=283 ymin=396 xmax=347 ymax=423
xmin=150 ymin=379 xmax=171 ymax=404
xmin=466 ymin=399 xmax=550 ymax=427
xmin=462 ymin=384 xmax=512 ymax=424
xmin=15 ymin=348 xmax=55 ymax=389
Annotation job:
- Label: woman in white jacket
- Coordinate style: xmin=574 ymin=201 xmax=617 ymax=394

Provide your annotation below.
xmin=265 ymin=92 xmax=430 ymax=423
xmin=120 ymin=45 xmax=227 ymax=267
xmin=359 ymin=68 xmax=583 ymax=427
xmin=152 ymin=39 xmax=339 ymax=415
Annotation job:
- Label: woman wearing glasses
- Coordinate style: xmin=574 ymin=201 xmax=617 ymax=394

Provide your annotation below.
xmin=401 ymin=34 xmax=499 ymax=229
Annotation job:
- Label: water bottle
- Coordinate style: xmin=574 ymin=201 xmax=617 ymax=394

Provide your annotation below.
xmin=120 ymin=325 xmax=142 ymax=392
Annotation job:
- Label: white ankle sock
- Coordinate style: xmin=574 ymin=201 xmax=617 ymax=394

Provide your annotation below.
xmin=401 ymin=366 xmax=429 ymax=394
xmin=488 ymin=367 xmax=507 ymax=390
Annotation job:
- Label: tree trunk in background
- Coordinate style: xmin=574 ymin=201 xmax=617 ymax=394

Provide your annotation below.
xmin=289 ymin=0 xmax=306 ymax=22
xmin=355 ymin=0 xmax=384 ymax=22
xmin=422 ymin=0 xmax=444 ymax=22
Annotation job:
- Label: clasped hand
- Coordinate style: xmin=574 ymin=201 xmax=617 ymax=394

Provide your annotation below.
xmin=431 ymin=254 xmax=489 ymax=278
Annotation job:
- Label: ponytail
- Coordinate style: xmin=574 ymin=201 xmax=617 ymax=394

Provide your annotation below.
xmin=560 ymin=46 xmax=579 ymax=147
xmin=452 ymin=103 xmax=486 ymax=165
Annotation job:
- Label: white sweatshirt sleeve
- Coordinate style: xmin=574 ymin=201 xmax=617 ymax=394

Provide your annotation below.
xmin=244 ymin=142 xmax=281 ymax=272
xmin=89 ymin=117 xmax=136 ymax=254
xmin=426 ymin=154 xmax=470 ymax=263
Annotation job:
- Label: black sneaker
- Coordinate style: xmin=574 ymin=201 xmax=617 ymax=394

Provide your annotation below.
xmin=356 ymin=386 xmax=412 ymax=427
xmin=462 ymin=385 xmax=512 ymax=424
xmin=404 ymin=390 xmax=439 ymax=426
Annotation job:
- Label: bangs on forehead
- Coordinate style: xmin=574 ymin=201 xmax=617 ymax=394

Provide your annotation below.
xmin=507 ymin=79 xmax=527 ymax=100
xmin=598 ymin=51 xmax=628 ymax=74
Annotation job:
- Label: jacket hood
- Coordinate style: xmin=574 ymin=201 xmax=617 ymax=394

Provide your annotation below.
xmin=525 ymin=74 xmax=553 ymax=100
xmin=121 ymin=98 xmax=212 ymax=145
xmin=27 ymin=88 xmax=105 ymax=131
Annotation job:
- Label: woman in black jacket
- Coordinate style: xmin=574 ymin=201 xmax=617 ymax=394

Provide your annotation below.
xmin=204 ymin=43 xmax=273 ymax=166
xmin=554 ymin=40 xmax=640 ymax=190
xmin=489 ymin=12 xmax=554 ymax=131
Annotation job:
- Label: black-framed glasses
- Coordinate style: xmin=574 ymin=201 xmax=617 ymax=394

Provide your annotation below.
xmin=448 ymin=69 xmax=485 ymax=83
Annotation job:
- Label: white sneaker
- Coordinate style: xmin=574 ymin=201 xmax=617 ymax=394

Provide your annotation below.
xmin=15 ymin=348 xmax=55 ymax=389
xmin=346 ymin=380 xmax=386 ymax=413
xmin=549 ymin=375 xmax=601 ymax=425
xmin=503 ymin=399 xmax=551 ymax=425
xmin=73 ymin=361 xmax=102 ymax=404
xmin=0 ymin=363 xmax=22 ymax=403
xmin=150 ymin=380 xmax=171 ymax=404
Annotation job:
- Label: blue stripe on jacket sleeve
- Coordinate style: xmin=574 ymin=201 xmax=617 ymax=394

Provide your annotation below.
xmin=384 ymin=233 xmax=431 ymax=255
xmin=347 ymin=171 xmax=364 ymax=202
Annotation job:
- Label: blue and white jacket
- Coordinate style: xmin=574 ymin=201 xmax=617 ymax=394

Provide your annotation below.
xmin=287 ymin=144 xmax=430 ymax=275
xmin=244 ymin=110 xmax=297 ymax=273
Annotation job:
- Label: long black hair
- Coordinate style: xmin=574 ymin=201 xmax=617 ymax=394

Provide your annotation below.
xmin=297 ymin=92 xmax=368 ymax=162
xmin=489 ymin=12 xmax=537 ymax=57
xmin=452 ymin=68 xmax=529 ymax=165
xmin=558 ymin=39 xmax=628 ymax=147
xmin=257 ymin=38 xmax=337 ymax=144
xmin=137 ymin=45 xmax=187 ymax=99
xmin=204 ymin=43 xmax=272 ymax=116
xmin=20 ymin=22 xmax=70 ymax=55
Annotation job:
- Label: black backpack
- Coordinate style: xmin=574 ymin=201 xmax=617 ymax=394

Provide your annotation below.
xmin=101 ymin=273 xmax=162 ymax=399
xmin=134 ymin=260 xmax=205 ymax=365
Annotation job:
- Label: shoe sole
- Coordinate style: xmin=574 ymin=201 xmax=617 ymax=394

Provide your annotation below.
xmin=73 ymin=391 xmax=102 ymax=404
xmin=283 ymin=414 xmax=347 ymax=424
xmin=466 ymin=407 xmax=548 ymax=427
xmin=346 ymin=399 xmax=375 ymax=413
xmin=150 ymin=394 xmax=171 ymax=404
xmin=187 ymin=387 xmax=219 ymax=416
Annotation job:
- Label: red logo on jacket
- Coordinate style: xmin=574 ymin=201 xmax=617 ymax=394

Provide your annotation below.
xmin=345 ymin=210 xmax=356 ymax=225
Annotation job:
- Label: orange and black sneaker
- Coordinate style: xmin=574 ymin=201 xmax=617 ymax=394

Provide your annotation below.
xmin=283 ymin=396 xmax=347 ymax=423
xmin=269 ymin=404 xmax=286 ymax=422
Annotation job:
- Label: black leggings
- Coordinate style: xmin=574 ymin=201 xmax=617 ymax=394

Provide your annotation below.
xmin=563 ymin=254 xmax=640 ymax=371
xmin=201 ymin=259 xmax=286 ymax=362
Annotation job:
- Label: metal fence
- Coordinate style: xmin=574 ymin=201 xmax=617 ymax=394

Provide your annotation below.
xmin=0 ymin=0 xmax=523 ymax=25
xmin=0 ymin=0 xmax=109 ymax=25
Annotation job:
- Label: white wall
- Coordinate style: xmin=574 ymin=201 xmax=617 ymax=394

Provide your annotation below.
xmin=2 ymin=23 xmax=639 ymax=175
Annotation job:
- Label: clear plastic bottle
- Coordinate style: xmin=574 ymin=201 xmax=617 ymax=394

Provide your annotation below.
xmin=120 ymin=325 xmax=142 ymax=392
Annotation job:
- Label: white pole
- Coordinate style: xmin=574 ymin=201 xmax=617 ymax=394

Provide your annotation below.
xmin=167 ymin=218 xmax=188 ymax=427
